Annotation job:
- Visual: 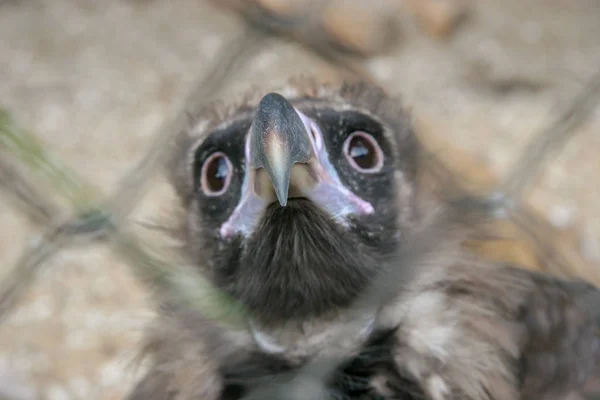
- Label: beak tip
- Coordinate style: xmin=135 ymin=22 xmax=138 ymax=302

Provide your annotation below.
xmin=274 ymin=183 xmax=289 ymax=207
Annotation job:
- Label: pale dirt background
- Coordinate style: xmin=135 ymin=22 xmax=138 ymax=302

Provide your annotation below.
xmin=0 ymin=0 xmax=599 ymax=399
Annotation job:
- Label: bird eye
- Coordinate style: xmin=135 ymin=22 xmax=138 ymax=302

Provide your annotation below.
xmin=343 ymin=131 xmax=384 ymax=173
xmin=200 ymin=152 xmax=233 ymax=196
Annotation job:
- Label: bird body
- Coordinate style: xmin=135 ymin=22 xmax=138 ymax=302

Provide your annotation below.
xmin=128 ymin=79 xmax=600 ymax=400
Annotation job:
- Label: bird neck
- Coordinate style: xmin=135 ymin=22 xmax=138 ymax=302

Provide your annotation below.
xmin=246 ymin=309 xmax=378 ymax=362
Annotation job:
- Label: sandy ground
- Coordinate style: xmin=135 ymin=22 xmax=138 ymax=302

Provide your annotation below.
xmin=0 ymin=0 xmax=599 ymax=399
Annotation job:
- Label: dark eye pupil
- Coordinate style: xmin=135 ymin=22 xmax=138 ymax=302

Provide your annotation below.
xmin=349 ymin=136 xmax=376 ymax=169
xmin=206 ymin=156 xmax=229 ymax=191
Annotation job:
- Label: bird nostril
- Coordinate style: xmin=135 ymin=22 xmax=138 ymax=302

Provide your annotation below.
xmin=309 ymin=126 xmax=317 ymax=142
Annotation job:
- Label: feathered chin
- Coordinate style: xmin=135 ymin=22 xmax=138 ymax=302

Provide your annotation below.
xmin=215 ymin=198 xmax=382 ymax=325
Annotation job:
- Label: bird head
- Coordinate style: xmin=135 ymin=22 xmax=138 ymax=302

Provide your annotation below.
xmin=170 ymin=81 xmax=419 ymax=326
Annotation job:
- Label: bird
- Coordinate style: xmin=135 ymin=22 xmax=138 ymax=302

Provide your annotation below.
xmin=126 ymin=77 xmax=600 ymax=400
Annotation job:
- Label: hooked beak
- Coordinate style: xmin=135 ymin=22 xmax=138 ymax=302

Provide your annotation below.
xmin=219 ymin=92 xmax=374 ymax=239
xmin=249 ymin=93 xmax=312 ymax=207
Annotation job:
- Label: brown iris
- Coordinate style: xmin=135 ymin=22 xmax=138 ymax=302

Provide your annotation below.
xmin=201 ymin=152 xmax=233 ymax=195
xmin=343 ymin=131 xmax=384 ymax=173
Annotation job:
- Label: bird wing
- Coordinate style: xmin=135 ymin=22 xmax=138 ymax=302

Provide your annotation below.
xmin=125 ymin=306 xmax=252 ymax=400
xmin=383 ymin=262 xmax=600 ymax=400
xmin=125 ymin=321 xmax=224 ymax=400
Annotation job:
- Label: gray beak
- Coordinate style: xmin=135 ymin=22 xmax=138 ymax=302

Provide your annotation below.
xmin=249 ymin=93 xmax=313 ymax=206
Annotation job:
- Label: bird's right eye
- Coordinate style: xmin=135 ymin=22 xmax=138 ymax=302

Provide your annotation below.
xmin=200 ymin=152 xmax=233 ymax=196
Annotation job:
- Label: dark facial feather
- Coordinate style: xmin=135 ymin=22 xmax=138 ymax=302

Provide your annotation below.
xmin=216 ymin=198 xmax=398 ymax=325
xmin=178 ymin=84 xmax=414 ymax=325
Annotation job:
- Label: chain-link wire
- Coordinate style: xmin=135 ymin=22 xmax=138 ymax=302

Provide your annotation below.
xmin=0 ymin=1 xmax=599 ymax=399
xmin=0 ymin=23 xmax=263 ymax=328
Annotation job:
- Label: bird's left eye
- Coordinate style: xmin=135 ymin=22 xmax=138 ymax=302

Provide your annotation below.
xmin=343 ymin=131 xmax=384 ymax=173
xmin=200 ymin=152 xmax=233 ymax=196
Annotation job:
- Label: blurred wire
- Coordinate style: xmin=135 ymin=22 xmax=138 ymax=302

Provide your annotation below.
xmin=498 ymin=69 xmax=600 ymax=208
xmin=0 ymin=26 xmax=262 ymax=327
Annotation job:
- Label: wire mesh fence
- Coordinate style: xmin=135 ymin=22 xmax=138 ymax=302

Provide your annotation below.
xmin=0 ymin=1 xmax=599 ymax=399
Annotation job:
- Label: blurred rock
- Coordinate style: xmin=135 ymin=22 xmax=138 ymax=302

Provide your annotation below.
xmin=548 ymin=205 xmax=575 ymax=228
xmin=581 ymin=226 xmax=600 ymax=264
xmin=0 ymin=368 xmax=37 ymax=400
xmin=403 ymin=0 xmax=471 ymax=39
xmin=321 ymin=0 xmax=401 ymax=56
xmin=210 ymin=0 xmax=402 ymax=57
xmin=256 ymin=0 xmax=312 ymax=17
